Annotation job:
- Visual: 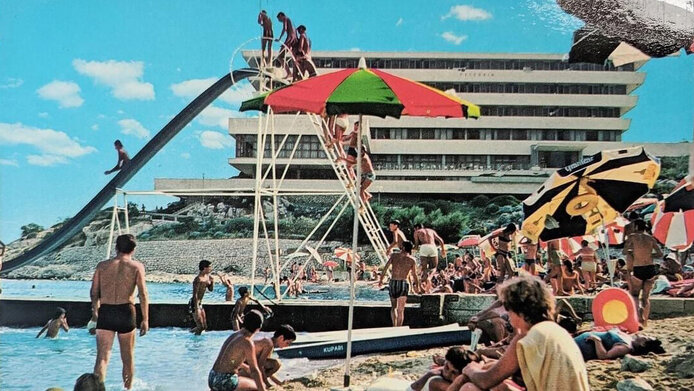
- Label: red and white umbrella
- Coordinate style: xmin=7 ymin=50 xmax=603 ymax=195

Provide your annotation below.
xmin=457 ymin=235 xmax=481 ymax=248
xmin=540 ymin=237 xmax=583 ymax=260
xmin=598 ymin=216 xmax=629 ymax=246
xmin=334 ymin=247 xmax=360 ymax=264
xmin=652 ymin=180 xmax=694 ymax=251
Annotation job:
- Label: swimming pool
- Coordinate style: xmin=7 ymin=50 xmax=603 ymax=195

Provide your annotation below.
xmin=0 ymin=279 xmax=389 ymax=303
xmin=0 ymin=326 xmax=341 ymax=390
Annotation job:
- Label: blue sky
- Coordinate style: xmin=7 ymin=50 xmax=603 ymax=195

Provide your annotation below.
xmin=1 ymin=0 xmax=692 ymax=242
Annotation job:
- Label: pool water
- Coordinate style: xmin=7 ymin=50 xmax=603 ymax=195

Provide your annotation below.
xmin=0 ymin=326 xmax=342 ymax=390
xmin=0 ymin=279 xmax=389 ymax=303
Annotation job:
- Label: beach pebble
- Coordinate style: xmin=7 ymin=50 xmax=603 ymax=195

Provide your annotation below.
xmin=621 ymin=355 xmax=651 ymax=373
xmin=616 ymin=377 xmax=654 ymax=391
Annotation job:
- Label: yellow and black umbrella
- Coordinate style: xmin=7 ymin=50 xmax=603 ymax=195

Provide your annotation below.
xmin=522 ymin=147 xmax=660 ymax=242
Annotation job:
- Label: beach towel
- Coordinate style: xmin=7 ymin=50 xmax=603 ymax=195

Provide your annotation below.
xmin=366 ymin=374 xmax=412 ymax=391
xmin=516 ymin=321 xmax=590 ymax=391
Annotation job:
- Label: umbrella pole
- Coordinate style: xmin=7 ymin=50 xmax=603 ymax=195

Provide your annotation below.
xmin=344 ymin=114 xmax=362 ymax=388
xmin=601 ymin=218 xmax=614 ymax=287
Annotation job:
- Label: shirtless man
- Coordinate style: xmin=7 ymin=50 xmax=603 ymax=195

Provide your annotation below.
xmin=521 ymin=240 xmax=539 ymax=276
xmin=413 ymin=224 xmax=447 ymax=280
xmin=257 ymin=10 xmax=273 ymax=66
xmin=359 ymin=146 xmax=376 ymax=202
xmin=293 ymin=25 xmax=316 ymax=80
xmin=104 ymin=140 xmax=130 ymax=175
xmin=90 ymin=234 xmax=148 ymax=389
xmin=209 ymin=310 xmax=266 ymax=391
xmin=218 ymin=272 xmax=235 ymax=301
xmin=239 ymin=324 xmax=296 ymax=388
xmin=190 ymin=260 xmax=215 ymax=335
xmin=573 ymin=240 xmax=598 ymax=290
xmin=386 ymin=219 xmax=407 ymax=256
xmin=623 ymin=219 xmax=663 ymax=327
xmin=231 ymin=287 xmax=272 ymax=331
xmin=409 ymin=347 xmax=468 ymax=391
xmin=36 ymin=307 xmax=69 ymax=338
xmin=545 ymin=239 xmax=565 ymax=295
xmin=274 ymin=12 xmax=297 ymax=78
xmin=378 ymin=241 xmax=421 ymax=327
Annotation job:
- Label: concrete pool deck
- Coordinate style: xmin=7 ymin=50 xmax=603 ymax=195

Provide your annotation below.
xmin=2 ymin=294 xmax=693 ymax=331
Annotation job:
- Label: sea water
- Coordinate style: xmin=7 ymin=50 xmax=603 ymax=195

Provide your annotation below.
xmin=0 ymin=326 xmax=342 ymax=390
xmin=0 ymin=279 xmax=389 ymax=302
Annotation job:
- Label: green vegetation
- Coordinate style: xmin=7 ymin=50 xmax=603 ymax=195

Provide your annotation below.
xmin=20 ymin=223 xmax=44 ymax=239
xmin=653 ymin=156 xmax=688 ymax=194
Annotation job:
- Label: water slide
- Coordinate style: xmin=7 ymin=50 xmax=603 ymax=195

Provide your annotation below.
xmin=2 ymin=68 xmax=259 ymax=273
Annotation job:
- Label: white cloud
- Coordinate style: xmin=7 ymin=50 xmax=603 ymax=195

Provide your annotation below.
xmin=118 ymin=119 xmax=150 ymax=139
xmin=91 ymin=124 xmax=99 ymax=131
xmin=73 ymin=59 xmax=155 ymax=100
xmin=38 ymin=112 xmax=49 ymax=118
xmin=0 ymin=78 xmax=23 ymax=89
xmin=36 ymin=80 xmax=84 ymax=108
xmin=27 ymin=154 xmax=68 ymax=166
xmin=199 ymin=130 xmax=233 ymax=149
xmin=0 ymin=122 xmax=96 ymax=166
xmin=198 ymin=105 xmax=243 ymax=129
xmin=171 ymin=78 xmax=255 ymax=106
xmin=442 ymin=5 xmax=492 ymax=21
xmin=0 ymin=158 xmax=19 ymax=167
xmin=441 ymin=32 xmax=468 ymax=45
xmin=180 ymin=152 xmax=191 ymax=159
xmin=396 ymin=17 xmax=403 ymax=26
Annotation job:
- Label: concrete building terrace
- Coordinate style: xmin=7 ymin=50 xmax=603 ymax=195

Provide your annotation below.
xmin=154 ymin=50 xmax=689 ymax=196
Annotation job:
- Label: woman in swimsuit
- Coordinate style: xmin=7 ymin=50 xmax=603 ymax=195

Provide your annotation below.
xmin=491 ymin=224 xmax=517 ymax=284
xmin=573 ymin=240 xmax=598 ymax=291
xmin=561 ymin=260 xmax=585 ymax=296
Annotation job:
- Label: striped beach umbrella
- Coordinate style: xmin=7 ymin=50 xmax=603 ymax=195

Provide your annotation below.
xmin=521 ymin=147 xmax=660 ymax=243
xmin=652 ymin=180 xmax=694 ymax=251
xmin=457 ymin=235 xmax=481 ymax=248
xmin=240 ymin=63 xmax=481 ymax=119
xmin=599 ymin=215 xmax=630 ymax=246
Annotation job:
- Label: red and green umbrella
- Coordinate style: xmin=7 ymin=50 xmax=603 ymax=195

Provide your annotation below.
xmin=240 ymin=67 xmax=480 ymax=119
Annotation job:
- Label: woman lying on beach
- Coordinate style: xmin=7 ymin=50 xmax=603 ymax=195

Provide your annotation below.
xmin=450 ymin=275 xmax=590 ymax=391
xmin=573 ymin=329 xmax=664 ymax=361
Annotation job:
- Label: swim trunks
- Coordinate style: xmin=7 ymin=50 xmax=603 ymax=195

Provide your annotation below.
xmin=361 ymin=171 xmax=376 ymax=181
xmin=188 ymin=298 xmax=203 ymax=314
xmin=388 ymin=279 xmax=409 ymax=299
xmin=348 ymin=147 xmax=358 ymax=158
xmin=582 ymin=261 xmax=597 ymax=273
xmin=633 ymin=265 xmax=657 ymax=281
xmin=96 ymin=303 xmax=136 ymax=333
xmin=419 ymin=244 xmax=438 ymax=258
xmin=208 ymin=369 xmax=239 ymax=391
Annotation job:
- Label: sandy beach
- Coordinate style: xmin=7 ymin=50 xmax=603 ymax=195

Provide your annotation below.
xmin=279 ymin=315 xmax=694 ymax=391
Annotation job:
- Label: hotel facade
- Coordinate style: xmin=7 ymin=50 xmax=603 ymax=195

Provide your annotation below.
xmin=155 ymin=51 xmax=689 ymax=196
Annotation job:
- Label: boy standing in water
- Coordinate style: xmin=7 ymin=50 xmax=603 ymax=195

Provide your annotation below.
xmin=36 ymin=307 xmax=70 ymax=338
xmin=190 ymin=260 xmax=214 ymax=335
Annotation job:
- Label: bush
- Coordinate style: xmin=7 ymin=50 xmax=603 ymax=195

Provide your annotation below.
xmin=224 ymin=217 xmax=254 ymax=233
xmin=470 ymin=195 xmax=490 ymax=208
xmin=485 ymin=204 xmax=500 ymax=214
xmin=489 ymin=195 xmax=520 ymax=207
xmin=21 ymin=223 xmax=44 ymax=238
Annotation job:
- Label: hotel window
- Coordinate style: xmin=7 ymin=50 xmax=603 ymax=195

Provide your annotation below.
xmin=557 ymin=131 xmax=572 ymax=141
xmin=421 ymin=129 xmax=435 ymax=139
xmin=467 ymin=129 xmax=481 ymax=140
xmin=407 ymin=128 xmax=421 ymax=139
xmin=586 ymin=131 xmax=599 ymax=141
xmin=452 ymin=130 xmax=466 ymax=140
xmin=511 ymin=130 xmax=528 ymax=140
xmin=541 ymin=130 xmax=557 ymax=141
xmin=496 ymin=129 xmax=511 ymax=140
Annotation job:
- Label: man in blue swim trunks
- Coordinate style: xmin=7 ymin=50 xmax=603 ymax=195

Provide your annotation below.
xmin=379 ymin=241 xmax=421 ymax=327
xmin=209 ymin=310 xmax=267 ymax=391
xmin=90 ymin=234 xmax=149 ymax=390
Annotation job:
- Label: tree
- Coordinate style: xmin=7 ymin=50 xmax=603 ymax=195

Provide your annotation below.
xmin=21 ymin=223 xmax=44 ymax=238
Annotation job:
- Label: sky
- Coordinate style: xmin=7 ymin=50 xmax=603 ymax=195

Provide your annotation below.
xmin=1 ymin=0 xmax=693 ymax=242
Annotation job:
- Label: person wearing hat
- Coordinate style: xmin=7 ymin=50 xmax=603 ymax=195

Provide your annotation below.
xmin=661 ymin=252 xmax=683 ymax=282
xmin=386 ymin=220 xmax=408 ymax=256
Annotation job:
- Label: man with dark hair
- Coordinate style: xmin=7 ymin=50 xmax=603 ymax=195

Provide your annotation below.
xmin=240 ymin=324 xmax=296 ymax=387
xmin=190 ymin=260 xmax=214 ymax=335
xmin=274 ymin=11 xmax=297 ymax=78
xmin=409 ymin=346 xmax=468 ymax=391
xmin=293 ymin=25 xmax=316 ymax=80
xmin=36 ymin=306 xmax=69 ymax=338
xmin=623 ymin=219 xmax=663 ymax=327
xmin=74 ymin=373 xmax=106 ymax=391
xmin=379 ymin=241 xmax=420 ymax=327
xmin=104 ymin=140 xmax=130 ymax=175
xmin=231 ymin=286 xmax=272 ymax=331
xmin=257 ymin=10 xmax=273 ymax=66
xmin=210 ymin=310 xmax=267 ymax=391
xmin=386 ymin=219 xmax=407 ymax=255
xmin=413 ymin=223 xmax=447 ymax=280
xmin=91 ymin=234 xmax=148 ymax=390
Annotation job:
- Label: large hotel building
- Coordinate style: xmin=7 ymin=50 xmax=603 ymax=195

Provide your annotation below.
xmin=155 ymin=51 xmax=688 ymax=196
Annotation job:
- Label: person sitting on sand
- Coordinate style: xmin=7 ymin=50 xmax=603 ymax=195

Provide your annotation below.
xmin=661 ymin=253 xmax=683 ymax=282
xmin=190 ymin=260 xmax=215 ymax=335
xmin=36 ymin=307 xmax=69 ymax=338
xmin=209 ymin=310 xmax=267 ymax=391
xmin=104 ymin=139 xmax=130 ymax=175
xmin=239 ymin=324 xmax=296 ymax=388
xmin=409 ymin=347 xmax=469 ymax=391
xmin=573 ymin=328 xmax=664 ymax=361
xmin=451 ymin=275 xmax=590 ymax=391
xmin=561 ymin=260 xmax=585 ymax=296
xmin=379 ymin=241 xmax=421 ymax=327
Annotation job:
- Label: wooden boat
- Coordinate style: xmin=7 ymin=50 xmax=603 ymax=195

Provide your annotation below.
xmin=275 ymin=324 xmax=469 ymax=359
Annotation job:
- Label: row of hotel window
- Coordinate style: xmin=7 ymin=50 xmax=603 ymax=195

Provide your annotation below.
xmin=480 ymin=106 xmax=621 ymax=117
xmin=313 ymin=58 xmax=634 ymax=72
xmin=370 ymin=128 xmax=620 ymax=142
xmin=426 ymin=82 xmax=628 ymax=95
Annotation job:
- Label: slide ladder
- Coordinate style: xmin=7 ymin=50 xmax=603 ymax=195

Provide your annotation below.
xmin=307 ymin=113 xmax=389 ymax=265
